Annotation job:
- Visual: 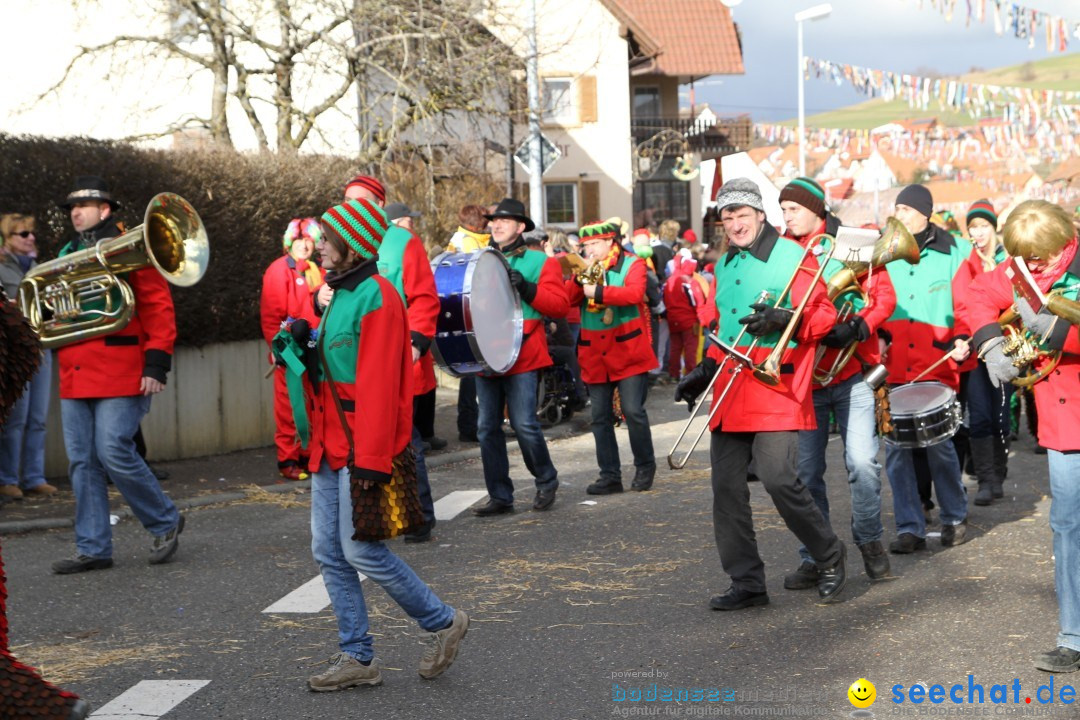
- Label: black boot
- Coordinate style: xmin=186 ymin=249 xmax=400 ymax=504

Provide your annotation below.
xmin=991 ymin=436 xmax=1008 ymax=498
xmin=970 ymin=436 xmax=996 ymax=506
xmin=857 ymin=540 xmax=890 ymax=580
xmin=630 ymin=466 xmax=655 ymax=492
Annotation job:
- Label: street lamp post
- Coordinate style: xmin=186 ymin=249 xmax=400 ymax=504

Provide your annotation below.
xmin=795 ymin=3 xmax=832 ymax=177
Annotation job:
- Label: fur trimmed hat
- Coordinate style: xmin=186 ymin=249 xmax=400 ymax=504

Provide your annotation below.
xmin=320 ymin=199 xmax=389 ymax=260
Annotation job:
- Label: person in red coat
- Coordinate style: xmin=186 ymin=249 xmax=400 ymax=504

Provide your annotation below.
xmin=260 ymin=217 xmax=325 ymax=481
xmin=968 ymin=200 xmax=1080 ymax=674
xmin=51 ymin=176 xmax=185 ymax=576
xmin=566 ymin=220 xmax=657 ymax=494
xmin=675 ymin=178 xmax=846 ymax=610
xmin=775 ymin=177 xmax=896 ymax=590
xmin=663 ymin=248 xmax=708 ymax=379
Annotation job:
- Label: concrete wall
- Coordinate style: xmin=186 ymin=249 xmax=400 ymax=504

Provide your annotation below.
xmin=43 ymin=339 xmax=277 ymax=477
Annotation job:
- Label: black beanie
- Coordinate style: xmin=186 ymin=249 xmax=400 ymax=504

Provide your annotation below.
xmin=895 ymin=185 xmax=934 ymax=219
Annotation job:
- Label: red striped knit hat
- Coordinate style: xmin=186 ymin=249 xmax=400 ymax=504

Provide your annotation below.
xmin=343 ymin=175 xmax=387 ymax=204
xmin=320 ymin=199 xmax=389 ymax=260
xmin=966 ymin=199 xmax=998 ymax=230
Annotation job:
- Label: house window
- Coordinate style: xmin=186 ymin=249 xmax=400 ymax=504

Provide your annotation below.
xmin=542 ymin=78 xmax=575 ymax=124
xmin=633 ymin=158 xmax=691 ymax=231
xmin=633 ymin=87 xmax=661 ymax=118
xmin=545 ymin=183 xmax=578 ymax=227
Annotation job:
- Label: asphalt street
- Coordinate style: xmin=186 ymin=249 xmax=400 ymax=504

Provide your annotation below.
xmin=1 ymin=386 xmax=1069 ymax=719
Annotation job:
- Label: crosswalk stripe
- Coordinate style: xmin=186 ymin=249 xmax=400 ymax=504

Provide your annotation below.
xmin=262 ymin=490 xmax=487 ymax=614
xmin=90 ymin=680 xmax=210 ymax=719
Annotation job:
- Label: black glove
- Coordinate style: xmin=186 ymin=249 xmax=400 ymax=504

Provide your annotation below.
xmin=980 ymin=336 xmax=1020 ymax=389
xmin=821 ymin=315 xmax=870 ymax=349
xmin=737 ymin=303 xmax=793 ymax=337
xmin=674 ymin=357 xmax=717 ymax=411
xmin=508 ymin=269 xmax=538 ymax=304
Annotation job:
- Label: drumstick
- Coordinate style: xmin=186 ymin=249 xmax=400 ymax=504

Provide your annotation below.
xmin=910 ymin=349 xmax=958 ymax=384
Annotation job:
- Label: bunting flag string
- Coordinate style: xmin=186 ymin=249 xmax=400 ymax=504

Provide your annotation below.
xmin=899 ymin=0 xmax=1080 ymax=52
xmin=803 ymin=56 xmax=1080 ymax=121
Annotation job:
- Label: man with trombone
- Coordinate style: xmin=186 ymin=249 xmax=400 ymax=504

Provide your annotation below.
xmin=674 ymin=178 xmax=847 ymax=610
xmin=777 ymin=178 xmax=897 ymax=589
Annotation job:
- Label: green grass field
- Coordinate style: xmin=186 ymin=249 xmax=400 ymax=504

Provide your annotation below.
xmin=785 ymin=52 xmax=1080 ymax=129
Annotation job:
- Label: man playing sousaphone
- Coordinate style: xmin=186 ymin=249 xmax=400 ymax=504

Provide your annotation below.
xmin=880 ymin=184 xmax=974 ymax=554
xmin=777 ymin=177 xmax=897 ymax=589
xmin=565 ymin=220 xmax=657 ymax=495
xmin=968 ymin=200 xmax=1080 ymax=674
xmin=675 ymin=178 xmax=847 ymax=609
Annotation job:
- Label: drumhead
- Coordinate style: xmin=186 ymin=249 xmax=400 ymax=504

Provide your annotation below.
xmin=889 ymin=381 xmax=956 ymax=414
xmin=466 ymin=249 xmax=523 ymax=374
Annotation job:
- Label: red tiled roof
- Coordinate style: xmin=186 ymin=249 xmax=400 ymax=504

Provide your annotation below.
xmin=601 ymin=0 xmax=744 ymax=77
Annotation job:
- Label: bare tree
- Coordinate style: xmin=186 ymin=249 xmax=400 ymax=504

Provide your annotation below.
xmin=43 ymin=0 xmax=520 ymax=161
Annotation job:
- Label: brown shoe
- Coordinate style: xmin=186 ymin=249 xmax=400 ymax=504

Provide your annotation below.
xmin=24 ymin=483 xmax=58 ymax=496
xmin=0 ymin=485 xmax=23 ymax=499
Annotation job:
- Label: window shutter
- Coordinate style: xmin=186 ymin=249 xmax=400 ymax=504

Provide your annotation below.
xmin=581 ymin=181 xmax=600 ymax=223
xmin=578 ymin=75 xmax=598 ymax=123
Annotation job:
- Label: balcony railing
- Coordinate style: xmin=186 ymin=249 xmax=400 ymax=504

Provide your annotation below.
xmin=631 ymin=115 xmax=752 ymax=156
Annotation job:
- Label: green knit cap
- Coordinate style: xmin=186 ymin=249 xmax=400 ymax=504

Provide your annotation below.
xmin=320 ymin=198 xmax=390 ymax=260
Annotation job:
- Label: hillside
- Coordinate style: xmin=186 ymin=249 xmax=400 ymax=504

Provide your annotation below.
xmin=788 ymin=52 xmax=1080 ymax=129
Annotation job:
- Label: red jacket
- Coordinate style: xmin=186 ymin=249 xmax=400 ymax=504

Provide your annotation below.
xmin=705 ymin=227 xmax=836 ymax=432
xmin=500 ymin=242 xmax=570 ymax=376
xmin=967 ymin=253 xmax=1080 ymax=452
xmin=789 ymin=220 xmax=897 ymax=387
xmin=565 ymin=250 xmax=655 ymax=383
xmin=57 ymin=266 xmax=176 ymax=399
xmin=663 ymin=257 xmax=709 ymax=333
xmin=387 ymin=230 xmax=440 ymax=396
xmin=260 ymin=255 xmax=324 ymax=346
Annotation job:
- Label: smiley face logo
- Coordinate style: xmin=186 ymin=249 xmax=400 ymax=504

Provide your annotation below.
xmin=848 ymin=678 xmax=876 ymax=708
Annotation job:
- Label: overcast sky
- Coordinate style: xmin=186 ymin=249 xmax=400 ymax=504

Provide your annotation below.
xmin=691 ymin=0 xmax=1080 ymax=122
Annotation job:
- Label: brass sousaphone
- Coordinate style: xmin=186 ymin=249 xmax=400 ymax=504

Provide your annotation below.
xmin=18 ymin=192 xmax=209 ymax=349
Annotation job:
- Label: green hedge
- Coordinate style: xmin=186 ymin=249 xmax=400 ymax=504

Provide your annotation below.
xmin=0 ymin=134 xmax=501 ymax=346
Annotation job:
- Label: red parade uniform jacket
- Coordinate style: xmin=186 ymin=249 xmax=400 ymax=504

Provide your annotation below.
xmin=788 ymin=217 xmax=897 ymax=388
xmin=260 ymin=255 xmax=324 ymax=346
xmin=967 ymin=251 xmax=1080 ymax=452
xmin=704 ymin=225 xmax=836 ymax=432
xmin=565 ymin=249 xmax=656 ymax=384
xmin=497 ymin=238 xmax=570 ymax=376
xmin=663 ymin=256 xmax=709 ymax=333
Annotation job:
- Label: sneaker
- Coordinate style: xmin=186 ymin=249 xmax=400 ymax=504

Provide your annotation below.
xmin=783 ymin=561 xmax=820 ymax=590
xmin=940 ymin=521 xmax=969 ymax=547
xmin=0 ymin=485 xmax=23 ymax=500
xmin=149 ymin=515 xmax=185 ymax=565
xmin=23 ymin=483 xmax=58 ymax=496
xmin=419 ymin=610 xmax=469 ymax=679
xmin=307 ymin=653 xmax=383 ymax=691
xmin=52 ymin=554 xmax=114 ymax=575
xmin=1034 ymin=646 xmax=1080 ymax=673
xmin=889 ymin=533 xmax=927 ymax=554
xmin=280 ymin=466 xmax=309 ymax=481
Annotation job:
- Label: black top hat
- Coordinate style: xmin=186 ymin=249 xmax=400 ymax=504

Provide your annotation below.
xmin=61 ymin=175 xmax=120 ymax=210
xmin=484 ymin=198 xmax=535 ymax=232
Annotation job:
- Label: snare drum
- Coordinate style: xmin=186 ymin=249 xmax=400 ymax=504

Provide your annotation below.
xmin=430 ymin=249 xmax=523 ymax=376
xmin=883 ymin=381 xmax=962 ymax=448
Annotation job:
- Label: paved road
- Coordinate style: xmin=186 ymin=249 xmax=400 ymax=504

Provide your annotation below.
xmin=1 ymin=388 xmax=1071 ymax=718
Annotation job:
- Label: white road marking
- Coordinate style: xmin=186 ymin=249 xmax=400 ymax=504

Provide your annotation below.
xmin=263 ymin=490 xmax=487 ymax=614
xmin=90 ymin=680 xmax=210 ymax=720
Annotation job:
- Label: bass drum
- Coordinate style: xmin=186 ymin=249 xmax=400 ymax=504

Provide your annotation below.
xmin=430 ymin=249 xmax=523 ymax=376
xmin=883 ymin=381 xmax=962 ymax=448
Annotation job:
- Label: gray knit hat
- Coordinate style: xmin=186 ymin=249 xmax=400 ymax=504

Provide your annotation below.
xmin=715 ymin=178 xmax=764 ymax=213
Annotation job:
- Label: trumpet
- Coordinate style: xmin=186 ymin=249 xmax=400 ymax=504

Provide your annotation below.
xmin=812 ymin=217 xmax=920 ymax=385
xmin=666 ymin=240 xmax=832 ymax=469
xmin=997 ymin=289 xmax=1080 ymax=387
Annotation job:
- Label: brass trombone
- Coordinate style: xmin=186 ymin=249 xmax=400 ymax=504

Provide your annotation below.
xmin=666 ymin=241 xmax=835 ymax=469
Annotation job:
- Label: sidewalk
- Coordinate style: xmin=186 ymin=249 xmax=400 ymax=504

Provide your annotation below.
xmin=0 ymin=392 xmax=595 ymax=533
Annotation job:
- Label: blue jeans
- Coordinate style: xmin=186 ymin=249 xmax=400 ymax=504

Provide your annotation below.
xmin=475 ymin=371 xmax=558 ymax=506
xmin=411 ymin=426 xmax=434 ymax=524
xmin=310 ymin=462 xmax=454 ymax=661
xmin=0 ymin=350 xmax=51 ymax=489
xmin=61 ymin=395 xmax=179 ymax=558
xmin=797 ymin=374 xmax=883 ymax=560
xmin=588 ymin=373 xmax=655 ymax=482
xmin=1049 ymin=451 xmax=1080 ymax=652
xmin=885 ymin=437 xmax=967 ymax=538
xmin=967 ymin=360 xmax=1012 ymax=439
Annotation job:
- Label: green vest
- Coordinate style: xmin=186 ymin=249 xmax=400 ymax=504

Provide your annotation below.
xmin=375 ymin=226 xmax=412 ymax=301
xmin=887 ymin=234 xmax=972 ymax=330
xmin=316 ymin=277 xmax=384 ymax=384
xmin=580 ymin=254 xmax=643 ymax=331
xmin=506 ymin=248 xmax=548 ymax=321
xmin=715 ymin=236 xmax=806 ymax=350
